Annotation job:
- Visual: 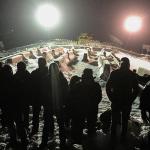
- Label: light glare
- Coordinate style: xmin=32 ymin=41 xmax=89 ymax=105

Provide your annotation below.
xmin=36 ymin=4 xmax=60 ymax=28
xmin=124 ymin=16 xmax=142 ymax=33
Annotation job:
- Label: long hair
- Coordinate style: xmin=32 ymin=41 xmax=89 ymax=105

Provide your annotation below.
xmin=49 ymin=62 xmax=62 ymax=112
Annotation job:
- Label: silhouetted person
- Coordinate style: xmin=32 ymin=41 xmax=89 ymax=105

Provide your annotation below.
xmin=68 ymin=75 xmax=81 ymax=117
xmin=30 ymin=57 xmax=48 ymax=137
xmin=0 ymin=61 xmax=6 ymax=128
xmin=68 ymin=75 xmax=82 ymax=144
xmin=140 ymin=81 xmax=150 ymax=124
xmin=106 ymin=57 xmax=139 ymax=141
xmin=40 ymin=62 xmax=68 ymax=149
xmin=2 ymin=65 xmax=28 ymax=149
xmin=80 ymin=68 xmax=102 ymax=136
xmin=14 ymin=61 xmax=31 ymax=131
xmin=39 ymin=67 xmax=54 ymax=149
xmin=71 ymin=69 xmax=102 ymax=143
xmin=65 ymin=75 xmax=81 ymax=128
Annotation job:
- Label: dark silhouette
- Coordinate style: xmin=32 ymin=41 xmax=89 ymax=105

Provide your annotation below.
xmin=70 ymin=69 xmax=102 ymax=144
xmin=30 ymin=57 xmax=48 ymax=137
xmin=139 ymin=130 xmax=150 ymax=150
xmin=106 ymin=57 xmax=139 ymax=141
xmin=68 ymin=75 xmax=82 ymax=144
xmin=140 ymin=81 xmax=150 ymax=124
xmin=137 ymin=74 xmax=150 ymax=86
xmin=69 ymin=75 xmax=81 ymax=89
xmin=1 ymin=65 xmax=28 ymax=149
xmin=0 ymin=62 xmax=6 ymax=128
xmin=0 ymin=61 xmax=3 ymax=71
xmin=68 ymin=75 xmax=81 ymax=117
xmin=99 ymin=109 xmax=112 ymax=134
xmin=80 ymin=68 xmax=102 ymax=136
xmin=40 ymin=62 xmax=69 ymax=149
xmin=65 ymin=75 xmax=81 ymax=129
xmin=14 ymin=61 xmax=31 ymax=131
xmin=133 ymin=69 xmax=137 ymax=74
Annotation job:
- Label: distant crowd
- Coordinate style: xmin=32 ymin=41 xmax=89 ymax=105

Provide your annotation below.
xmin=0 ymin=57 xmax=150 ymax=150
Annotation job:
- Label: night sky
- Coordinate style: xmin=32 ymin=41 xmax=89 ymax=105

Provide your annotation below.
xmin=0 ymin=0 xmax=150 ymax=49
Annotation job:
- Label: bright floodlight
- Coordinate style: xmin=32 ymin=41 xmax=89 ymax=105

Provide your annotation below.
xmin=36 ymin=4 xmax=60 ymax=28
xmin=124 ymin=16 xmax=142 ymax=33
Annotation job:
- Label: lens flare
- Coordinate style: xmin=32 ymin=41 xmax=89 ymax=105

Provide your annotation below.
xmin=124 ymin=16 xmax=142 ymax=33
xmin=36 ymin=4 xmax=60 ymax=28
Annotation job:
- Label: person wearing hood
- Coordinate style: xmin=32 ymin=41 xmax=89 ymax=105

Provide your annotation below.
xmin=71 ymin=68 xmax=102 ymax=144
xmin=106 ymin=57 xmax=139 ymax=142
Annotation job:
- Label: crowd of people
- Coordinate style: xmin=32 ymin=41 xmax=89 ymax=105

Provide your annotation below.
xmin=0 ymin=56 xmax=150 ymax=150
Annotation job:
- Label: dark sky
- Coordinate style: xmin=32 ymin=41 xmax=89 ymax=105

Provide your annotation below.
xmin=0 ymin=0 xmax=150 ymax=49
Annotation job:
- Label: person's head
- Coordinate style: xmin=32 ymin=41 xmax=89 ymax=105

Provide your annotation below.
xmin=49 ymin=62 xmax=60 ymax=75
xmin=3 ymin=64 xmax=13 ymax=76
xmin=70 ymin=75 xmax=80 ymax=88
xmin=17 ymin=61 xmax=26 ymax=72
xmin=38 ymin=57 xmax=46 ymax=69
xmin=120 ymin=57 xmax=130 ymax=69
xmin=133 ymin=69 xmax=137 ymax=73
xmin=82 ymin=68 xmax=94 ymax=82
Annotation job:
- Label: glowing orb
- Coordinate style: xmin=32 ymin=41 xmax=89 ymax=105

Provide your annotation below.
xmin=36 ymin=4 xmax=60 ymax=28
xmin=124 ymin=16 xmax=142 ymax=32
